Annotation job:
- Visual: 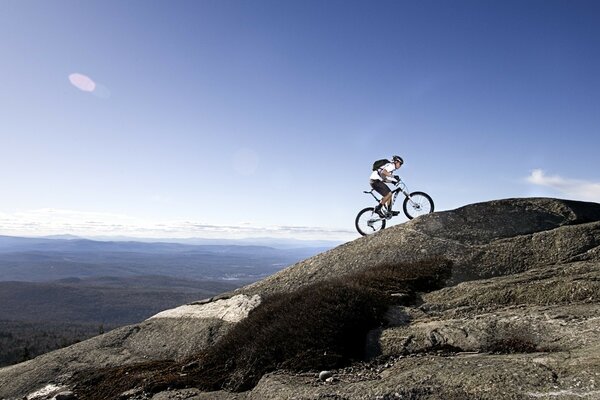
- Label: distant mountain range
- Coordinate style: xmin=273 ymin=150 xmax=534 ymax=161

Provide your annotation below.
xmin=0 ymin=235 xmax=336 ymax=282
xmin=35 ymin=234 xmax=345 ymax=249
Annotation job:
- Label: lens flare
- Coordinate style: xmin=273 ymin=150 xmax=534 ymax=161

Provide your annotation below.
xmin=68 ymin=73 xmax=96 ymax=92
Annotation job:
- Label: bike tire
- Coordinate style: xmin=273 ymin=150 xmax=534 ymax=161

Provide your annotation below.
xmin=355 ymin=207 xmax=386 ymax=236
xmin=402 ymin=192 xmax=434 ymax=219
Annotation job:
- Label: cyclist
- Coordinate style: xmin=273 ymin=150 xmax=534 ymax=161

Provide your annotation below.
xmin=370 ymin=155 xmax=404 ymax=217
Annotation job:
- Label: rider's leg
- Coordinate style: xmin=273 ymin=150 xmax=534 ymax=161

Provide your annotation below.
xmin=370 ymin=180 xmax=391 ymax=217
xmin=374 ymin=202 xmax=385 ymax=217
xmin=382 ymin=193 xmax=392 ymax=209
xmin=383 ymin=193 xmax=400 ymax=216
xmin=376 ymin=193 xmax=395 ymax=217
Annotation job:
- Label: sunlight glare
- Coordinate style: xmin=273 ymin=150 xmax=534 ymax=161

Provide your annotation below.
xmin=68 ymin=73 xmax=97 ymax=92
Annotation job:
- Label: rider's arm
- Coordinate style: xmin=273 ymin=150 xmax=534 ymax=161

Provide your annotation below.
xmin=380 ymin=168 xmax=397 ymax=183
xmin=380 ymin=169 xmax=392 ymax=178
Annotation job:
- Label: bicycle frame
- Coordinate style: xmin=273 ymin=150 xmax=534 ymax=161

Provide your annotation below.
xmin=363 ymin=179 xmax=411 ymax=209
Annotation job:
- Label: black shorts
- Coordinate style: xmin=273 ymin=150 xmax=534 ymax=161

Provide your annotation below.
xmin=370 ymin=179 xmax=391 ymax=197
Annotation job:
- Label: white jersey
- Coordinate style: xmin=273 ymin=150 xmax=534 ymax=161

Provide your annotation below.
xmin=369 ymin=162 xmax=396 ymax=181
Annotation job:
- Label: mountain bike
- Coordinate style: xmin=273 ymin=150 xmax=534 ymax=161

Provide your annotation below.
xmin=355 ymin=179 xmax=434 ymax=236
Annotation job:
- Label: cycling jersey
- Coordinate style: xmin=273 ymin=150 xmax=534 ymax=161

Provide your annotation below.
xmin=369 ymin=162 xmax=396 ymax=181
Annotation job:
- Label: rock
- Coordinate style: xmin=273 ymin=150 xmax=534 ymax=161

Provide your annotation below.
xmin=118 ymin=387 xmax=143 ymax=398
xmin=239 ymin=198 xmax=600 ymax=297
xmin=55 ymin=391 xmax=77 ymax=400
xmin=18 ymin=384 xmax=65 ymax=400
xmin=181 ymin=360 xmax=199 ymax=372
xmin=319 ymin=370 xmax=333 ymax=381
xmin=378 ymin=264 xmax=600 ymax=357
xmin=150 ymin=294 xmax=262 ymax=323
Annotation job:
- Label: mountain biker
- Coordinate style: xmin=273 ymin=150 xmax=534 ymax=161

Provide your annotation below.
xmin=370 ymin=155 xmax=404 ymax=218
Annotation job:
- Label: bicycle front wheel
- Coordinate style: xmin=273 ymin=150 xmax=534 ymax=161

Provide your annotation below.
xmin=355 ymin=207 xmax=386 ymax=236
xmin=402 ymin=192 xmax=434 ymax=219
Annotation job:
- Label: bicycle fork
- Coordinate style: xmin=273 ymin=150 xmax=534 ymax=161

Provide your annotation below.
xmin=404 ymin=191 xmax=422 ymax=210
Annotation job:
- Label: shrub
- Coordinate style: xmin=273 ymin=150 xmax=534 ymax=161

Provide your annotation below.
xmin=484 ymin=325 xmax=539 ymax=354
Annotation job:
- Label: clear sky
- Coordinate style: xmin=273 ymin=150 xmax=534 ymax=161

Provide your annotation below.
xmin=1 ymin=0 xmax=599 ymax=241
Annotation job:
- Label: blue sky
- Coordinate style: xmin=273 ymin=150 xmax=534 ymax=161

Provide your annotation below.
xmin=1 ymin=0 xmax=599 ymax=241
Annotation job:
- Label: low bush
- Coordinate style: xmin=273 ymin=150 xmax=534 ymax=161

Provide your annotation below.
xmin=484 ymin=325 xmax=539 ymax=354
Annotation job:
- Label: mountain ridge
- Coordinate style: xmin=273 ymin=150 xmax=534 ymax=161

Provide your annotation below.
xmin=0 ymin=238 xmax=329 ymax=282
xmin=0 ymin=235 xmax=343 ymax=251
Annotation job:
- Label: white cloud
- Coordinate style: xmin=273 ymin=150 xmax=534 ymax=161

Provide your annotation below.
xmin=68 ymin=73 xmax=96 ymax=92
xmin=0 ymin=208 xmax=354 ymax=240
xmin=526 ymin=169 xmax=600 ymax=202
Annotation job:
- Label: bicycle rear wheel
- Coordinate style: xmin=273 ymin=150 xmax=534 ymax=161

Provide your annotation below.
xmin=355 ymin=207 xmax=386 ymax=236
xmin=402 ymin=192 xmax=434 ymax=219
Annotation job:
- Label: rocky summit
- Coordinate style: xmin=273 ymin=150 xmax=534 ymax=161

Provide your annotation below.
xmin=2 ymin=197 xmax=600 ymax=400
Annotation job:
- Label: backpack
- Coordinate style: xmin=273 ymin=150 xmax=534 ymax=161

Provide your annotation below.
xmin=372 ymin=159 xmax=390 ymax=171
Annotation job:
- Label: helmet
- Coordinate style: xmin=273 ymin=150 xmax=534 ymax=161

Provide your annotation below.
xmin=392 ymin=155 xmax=404 ymax=164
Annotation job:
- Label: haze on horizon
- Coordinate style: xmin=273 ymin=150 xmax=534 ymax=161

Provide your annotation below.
xmin=1 ymin=0 xmax=599 ymax=241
